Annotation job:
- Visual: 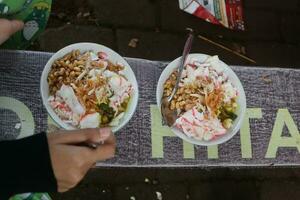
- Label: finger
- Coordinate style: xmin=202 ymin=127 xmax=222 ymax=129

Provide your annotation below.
xmin=90 ymin=141 xmax=116 ymax=162
xmin=54 ymin=128 xmax=112 ymax=144
xmin=101 ymin=132 xmax=116 ymax=145
xmin=58 ymin=186 xmax=69 ymax=193
xmin=0 ymin=19 xmax=24 ymax=44
xmin=9 ymin=20 xmax=24 ymax=33
xmin=97 ymin=127 xmax=113 ymax=143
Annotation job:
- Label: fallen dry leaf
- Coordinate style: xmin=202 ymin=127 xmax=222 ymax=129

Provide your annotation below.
xmin=83 ymin=12 xmax=90 ymax=17
xmin=262 ymin=75 xmax=272 ymax=84
xmin=77 ymin=12 xmax=83 ymax=18
xmin=156 ymin=191 xmax=162 ymax=200
xmin=130 ymin=196 xmax=136 ymax=200
xmin=128 ymin=38 xmax=139 ymax=48
xmin=57 ymin=12 xmax=67 ymax=19
xmin=144 ymin=178 xmax=150 ymax=183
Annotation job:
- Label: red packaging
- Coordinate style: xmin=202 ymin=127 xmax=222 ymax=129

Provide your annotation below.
xmin=179 ymin=0 xmax=245 ymax=31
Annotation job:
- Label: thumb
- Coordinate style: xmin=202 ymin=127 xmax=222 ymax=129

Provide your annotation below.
xmin=54 ymin=128 xmax=112 ymax=144
xmin=0 ymin=19 xmax=24 ymax=44
xmin=8 ymin=20 xmax=24 ymax=34
xmin=91 ymin=133 xmax=116 ymax=162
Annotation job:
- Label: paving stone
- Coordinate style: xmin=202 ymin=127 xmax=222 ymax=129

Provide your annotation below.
xmin=117 ymin=29 xmax=252 ymax=65
xmin=155 ymin=168 xmax=231 ymax=183
xmin=88 ymin=0 xmax=156 ymax=28
xmin=227 ymin=168 xmax=300 ymax=180
xmin=113 ymin=183 xmax=188 ymax=200
xmin=38 ymin=25 xmax=116 ymax=52
xmin=152 ymin=184 xmax=188 ymax=200
xmin=113 ymin=184 xmax=155 ymax=200
xmin=281 ymin=14 xmax=300 ymax=44
xmin=158 ymin=168 xmax=300 ymax=183
xmin=117 ymin=29 xmax=186 ymax=60
xmin=87 ymin=168 xmax=255 ymax=183
xmin=49 ymin=0 xmax=104 ymax=28
xmin=46 ymin=15 xmax=65 ymax=28
xmin=48 ymin=169 xmax=300 ymax=200
xmin=84 ymin=168 xmax=157 ymax=185
xmin=193 ymin=37 xmax=251 ymax=66
xmin=189 ymin=181 xmax=259 ymax=200
xmin=160 ymin=0 xmax=281 ymax=41
xmin=245 ymin=42 xmax=299 ymax=67
xmin=244 ymin=0 xmax=299 ymax=11
xmin=51 ymin=0 xmax=88 ymax=15
xmin=260 ymin=180 xmax=300 ymax=200
xmin=290 ymin=45 xmax=300 ymax=67
xmin=243 ymin=10 xmax=281 ymax=41
xmin=50 ymin=183 xmax=113 ymax=200
xmin=86 ymin=168 xmax=300 ymax=186
xmin=161 ymin=168 xmax=300 ymax=182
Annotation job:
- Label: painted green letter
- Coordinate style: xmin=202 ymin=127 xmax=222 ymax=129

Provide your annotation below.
xmin=240 ymin=108 xmax=262 ymax=158
xmin=0 ymin=97 xmax=35 ymax=139
xmin=266 ymin=109 xmax=300 ymax=158
xmin=151 ymin=105 xmax=195 ymax=158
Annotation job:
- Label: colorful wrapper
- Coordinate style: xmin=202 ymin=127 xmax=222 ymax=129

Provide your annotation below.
xmin=0 ymin=0 xmax=52 ymax=49
xmin=10 ymin=193 xmax=51 ymax=200
xmin=179 ymin=0 xmax=245 ymax=31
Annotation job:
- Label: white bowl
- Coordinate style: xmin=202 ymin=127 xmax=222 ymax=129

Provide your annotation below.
xmin=41 ymin=43 xmax=139 ymax=133
xmin=156 ymin=54 xmax=246 ymax=146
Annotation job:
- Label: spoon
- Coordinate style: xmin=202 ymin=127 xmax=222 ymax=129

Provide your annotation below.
xmin=161 ymin=32 xmax=194 ymax=127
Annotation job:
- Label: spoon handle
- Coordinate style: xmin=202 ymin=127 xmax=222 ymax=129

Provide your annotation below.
xmin=168 ymin=32 xmax=194 ymax=102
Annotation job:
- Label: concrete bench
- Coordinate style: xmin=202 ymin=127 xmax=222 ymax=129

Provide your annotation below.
xmin=0 ymin=50 xmax=299 ymax=168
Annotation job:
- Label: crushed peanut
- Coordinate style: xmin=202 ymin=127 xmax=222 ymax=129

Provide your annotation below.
xmin=163 ymin=71 xmax=206 ymax=112
xmin=47 ymin=49 xmax=130 ymax=115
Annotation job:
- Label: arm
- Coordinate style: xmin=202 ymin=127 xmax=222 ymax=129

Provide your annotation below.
xmin=0 ymin=133 xmax=56 ymax=199
xmin=0 ymin=20 xmax=115 ymax=198
xmin=0 ymin=128 xmax=115 ymax=199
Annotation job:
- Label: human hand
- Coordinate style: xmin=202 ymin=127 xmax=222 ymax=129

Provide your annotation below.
xmin=0 ymin=19 xmax=24 ymax=45
xmin=47 ymin=128 xmax=115 ymax=192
